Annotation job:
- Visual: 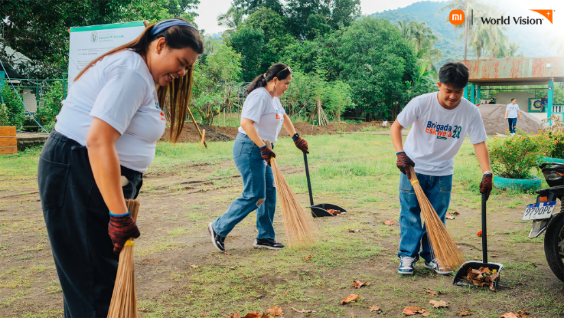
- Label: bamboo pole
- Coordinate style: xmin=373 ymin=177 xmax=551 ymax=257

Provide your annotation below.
xmin=200 ymin=129 xmax=206 ymax=150
xmin=186 ymin=106 xmax=207 ymax=148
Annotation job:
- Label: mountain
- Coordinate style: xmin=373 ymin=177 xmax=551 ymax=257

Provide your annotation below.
xmin=370 ymin=0 xmax=558 ymax=66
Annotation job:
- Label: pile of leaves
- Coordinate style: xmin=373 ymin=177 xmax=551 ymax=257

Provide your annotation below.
xmin=230 ymin=306 xmax=284 ymax=318
xmin=463 ymin=266 xmax=499 ymax=291
xmin=327 ymin=209 xmax=342 ymax=215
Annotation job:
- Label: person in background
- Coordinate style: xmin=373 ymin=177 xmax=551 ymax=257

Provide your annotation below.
xmin=391 ymin=61 xmax=492 ymax=276
xmin=37 ymin=19 xmax=203 ymax=317
xmin=541 ymin=95 xmax=548 ymax=112
xmin=505 ymin=98 xmax=521 ymax=135
xmin=207 ymin=63 xmax=309 ymax=252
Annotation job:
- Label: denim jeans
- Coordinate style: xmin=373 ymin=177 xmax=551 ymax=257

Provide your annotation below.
xmin=38 ymin=130 xmax=142 ymax=317
xmin=398 ymin=172 xmax=452 ymax=262
xmin=212 ymin=133 xmax=277 ymax=240
xmin=508 ymin=117 xmax=517 ymax=133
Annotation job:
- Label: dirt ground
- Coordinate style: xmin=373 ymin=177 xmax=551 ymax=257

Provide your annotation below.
xmin=161 ymin=122 xmax=390 ymax=142
xmin=479 ymin=104 xmax=541 ymax=135
xmin=2 ymin=134 xmax=564 ymax=317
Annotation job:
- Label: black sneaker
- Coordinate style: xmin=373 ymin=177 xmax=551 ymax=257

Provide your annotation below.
xmin=208 ymin=223 xmax=225 ymax=252
xmin=253 ymin=238 xmax=285 ymax=250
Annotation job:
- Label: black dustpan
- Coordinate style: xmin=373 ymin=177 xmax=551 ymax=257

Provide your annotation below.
xmin=453 ymin=193 xmax=503 ymax=290
xmin=303 ymin=152 xmax=347 ymax=217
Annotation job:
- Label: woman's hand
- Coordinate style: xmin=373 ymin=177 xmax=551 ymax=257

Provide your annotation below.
xmin=293 ymin=134 xmax=309 ymax=153
xmin=108 ymin=211 xmax=140 ymax=254
xmin=260 ymin=145 xmax=276 ymax=166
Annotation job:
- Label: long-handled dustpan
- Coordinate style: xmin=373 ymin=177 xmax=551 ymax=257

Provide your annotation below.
xmin=303 ymin=152 xmax=347 ymax=217
xmin=453 ymin=193 xmax=503 ymax=291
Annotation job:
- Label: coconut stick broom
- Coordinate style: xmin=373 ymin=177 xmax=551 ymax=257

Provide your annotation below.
xmin=107 ymin=199 xmax=140 ymax=318
xmin=408 ymin=167 xmax=465 ymax=271
xmin=266 ymin=141 xmax=318 ymax=248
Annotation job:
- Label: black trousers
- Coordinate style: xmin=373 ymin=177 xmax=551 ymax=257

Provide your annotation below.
xmin=38 ymin=130 xmax=143 ymax=318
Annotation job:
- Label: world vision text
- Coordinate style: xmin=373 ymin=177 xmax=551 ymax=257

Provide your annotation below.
xmin=480 ymin=16 xmax=543 ymax=25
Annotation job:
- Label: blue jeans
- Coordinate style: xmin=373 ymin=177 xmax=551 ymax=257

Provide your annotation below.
xmin=212 ymin=133 xmax=277 ymax=240
xmin=398 ymin=172 xmax=452 ymax=262
xmin=508 ymin=117 xmax=517 ymax=133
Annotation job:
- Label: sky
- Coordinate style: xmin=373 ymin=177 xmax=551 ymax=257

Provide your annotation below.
xmin=194 ymin=0 xmax=564 ymax=37
xmin=194 ymin=0 xmax=449 ymax=35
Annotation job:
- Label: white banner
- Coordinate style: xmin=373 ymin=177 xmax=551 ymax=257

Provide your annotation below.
xmin=68 ymin=21 xmax=145 ymax=87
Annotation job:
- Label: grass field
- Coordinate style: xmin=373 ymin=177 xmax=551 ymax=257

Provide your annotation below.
xmin=1 ymin=133 xmax=563 ymax=317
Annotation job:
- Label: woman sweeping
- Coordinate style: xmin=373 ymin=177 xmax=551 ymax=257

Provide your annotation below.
xmin=37 ymin=19 xmax=203 ymax=317
xmin=208 ymin=63 xmax=309 ymax=252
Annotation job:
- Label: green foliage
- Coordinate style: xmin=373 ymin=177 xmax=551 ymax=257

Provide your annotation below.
xmin=1 ymin=0 xmax=200 ymax=78
xmin=36 ymin=82 xmax=65 ymax=132
xmin=489 ymin=130 xmax=550 ymax=179
xmin=541 ymin=130 xmax=564 ymax=160
xmin=0 ymin=86 xmax=26 ymax=128
xmin=226 ymin=26 xmax=265 ymax=82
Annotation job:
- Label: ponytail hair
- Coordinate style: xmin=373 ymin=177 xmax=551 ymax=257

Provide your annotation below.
xmin=246 ymin=63 xmax=292 ymax=94
xmin=74 ymin=18 xmax=204 ymax=143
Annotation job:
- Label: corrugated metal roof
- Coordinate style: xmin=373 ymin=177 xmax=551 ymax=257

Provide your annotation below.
xmin=461 ymin=57 xmax=564 ymax=85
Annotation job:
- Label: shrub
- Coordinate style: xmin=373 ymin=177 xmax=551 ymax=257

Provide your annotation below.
xmin=489 ymin=129 xmax=551 ymax=179
xmin=542 ymin=130 xmax=564 ymax=159
xmin=37 ymin=82 xmax=65 ymax=131
xmin=0 ymin=86 xmax=26 ymax=128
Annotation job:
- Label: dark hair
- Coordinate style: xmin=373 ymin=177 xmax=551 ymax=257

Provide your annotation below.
xmin=511 ymin=98 xmax=516 ymax=102
xmin=438 ymin=61 xmax=469 ymax=89
xmin=75 ymin=18 xmax=204 ymax=143
xmin=246 ymin=63 xmax=292 ymax=94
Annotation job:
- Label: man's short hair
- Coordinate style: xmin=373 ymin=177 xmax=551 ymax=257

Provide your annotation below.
xmin=439 ymin=61 xmax=469 ymax=89
xmin=511 ymin=98 xmax=516 ymax=102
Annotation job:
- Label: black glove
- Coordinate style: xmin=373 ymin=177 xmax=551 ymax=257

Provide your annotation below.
xmin=293 ymin=133 xmax=309 ymax=153
xmin=108 ymin=211 xmax=140 ymax=254
xmin=480 ymin=174 xmax=493 ymax=200
xmin=260 ymin=145 xmax=276 ymax=166
xmin=396 ymin=151 xmax=415 ymax=179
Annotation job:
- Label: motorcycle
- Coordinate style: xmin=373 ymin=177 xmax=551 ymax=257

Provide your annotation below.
xmin=524 ymin=162 xmax=564 ymax=282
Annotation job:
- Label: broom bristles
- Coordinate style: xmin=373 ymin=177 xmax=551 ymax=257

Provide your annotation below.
xmin=270 ymin=157 xmax=318 ymax=248
xmin=107 ymin=199 xmax=139 ymax=318
xmin=409 ymin=167 xmax=465 ymax=270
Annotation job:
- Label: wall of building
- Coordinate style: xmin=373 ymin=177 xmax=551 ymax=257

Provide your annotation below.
xmin=494 ymin=92 xmax=535 ymax=112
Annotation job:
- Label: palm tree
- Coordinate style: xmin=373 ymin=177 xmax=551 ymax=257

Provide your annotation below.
xmin=218 ymin=2 xmax=246 ymax=36
xmin=397 ymin=20 xmax=442 ymax=78
xmin=397 ymin=19 xmax=411 ymax=39
xmin=465 ymin=6 xmax=509 ymax=59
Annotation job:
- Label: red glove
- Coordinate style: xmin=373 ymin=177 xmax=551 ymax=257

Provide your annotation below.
xmin=480 ymin=174 xmax=493 ymax=200
xmin=108 ymin=212 xmax=140 ymax=254
xmin=294 ymin=136 xmax=309 ymax=153
xmin=260 ymin=145 xmax=276 ymax=166
xmin=396 ymin=152 xmax=415 ymax=179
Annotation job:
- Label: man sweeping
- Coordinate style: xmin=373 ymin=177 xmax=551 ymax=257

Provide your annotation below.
xmin=390 ymin=61 xmax=493 ymax=276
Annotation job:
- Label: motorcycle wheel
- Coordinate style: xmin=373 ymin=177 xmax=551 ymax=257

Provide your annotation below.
xmin=544 ymin=210 xmax=564 ymax=283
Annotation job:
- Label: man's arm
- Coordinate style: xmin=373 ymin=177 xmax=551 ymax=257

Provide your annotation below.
xmin=504 ymin=110 xmax=508 ymax=119
xmin=391 ymin=121 xmax=405 ymax=152
xmin=473 ymin=141 xmax=491 ymax=173
xmin=518 ymin=109 xmax=522 ymax=120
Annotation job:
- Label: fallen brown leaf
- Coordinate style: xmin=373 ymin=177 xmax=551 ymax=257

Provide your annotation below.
xmin=266 ymin=306 xmax=284 ymax=316
xmin=341 ymin=294 xmax=360 ymax=304
xmin=242 ymin=313 xmax=261 ymax=318
xmin=189 ymin=263 xmax=198 ymax=269
xmin=500 ymin=314 xmax=519 ymax=318
xmin=353 ymin=280 xmax=367 ymax=289
xmin=424 ymin=289 xmax=440 ymax=296
xmin=303 ymin=255 xmax=312 ymax=261
xmin=348 ymin=229 xmax=360 ymax=233
xmin=369 ymin=306 xmax=381 ymax=312
xmin=456 ymin=306 xmax=472 ymax=316
xmin=492 ymin=254 xmax=499 ymax=257
xmin=451 ymin=211 xmax=460 ymax=215
xmin=383 ymin=220 xmax=395 ymax=226
xmin=402 ymin=307 xmax=427 ymax=316
xmin=290 ymin=307 xmax=317 ymax=313
xmin=429 ymin=299 xmax=448 ymax=308
xmin=446 ymin=213 xmax=455 ymax=220
xmin=230 ymin=313 xmax=241 ymax=318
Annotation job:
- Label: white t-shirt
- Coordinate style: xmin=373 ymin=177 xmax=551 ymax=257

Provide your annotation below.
xmin=55 ymin=50 xmax=166 ymax=172
xmin=397 ymin=92 xmax=488 ymax=176
xmin=506 ymin=103 xmax=520 ymax=118
xmin=238 ymin=87 xmax=285 ymax=142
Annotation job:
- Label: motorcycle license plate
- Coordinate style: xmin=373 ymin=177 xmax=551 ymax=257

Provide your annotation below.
xmin=522 ymin=201 xmax=557 ymax=221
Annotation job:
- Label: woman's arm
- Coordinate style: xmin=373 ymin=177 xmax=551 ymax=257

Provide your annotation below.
xmin=282 ymin=114 xmax=297 ymax=136
xmin=240 ymin=118 xmax=266 ymax=147
xmin=86 ymin=118 xmax=127 ymax=215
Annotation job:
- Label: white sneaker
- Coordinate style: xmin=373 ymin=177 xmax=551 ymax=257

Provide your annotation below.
xmin=424 ymin=259 xmax=453 ymax=275
xmin=398 ymin=256 xmax=417 ymax=275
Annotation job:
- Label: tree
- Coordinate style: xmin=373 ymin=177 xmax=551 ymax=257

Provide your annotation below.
xmin=0 ymin=0 xmax=200 ymax=78
xmin=233 ymin=0 xmax=284 ymax=15
xmin=226 ymin=26 xmax=265 ymax=82
xmin=218 ymin=3 xmax=246 ymax=37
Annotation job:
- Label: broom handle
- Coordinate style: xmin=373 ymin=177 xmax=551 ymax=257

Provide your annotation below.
xmin=303 ymin=152 xmax=315 ymax=206
xmin=482 ymin=192 xmax=488 ymax=264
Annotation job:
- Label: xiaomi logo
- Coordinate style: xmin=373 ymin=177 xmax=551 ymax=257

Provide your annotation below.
xmin=450 ymin=10 xmax=465 ymax=25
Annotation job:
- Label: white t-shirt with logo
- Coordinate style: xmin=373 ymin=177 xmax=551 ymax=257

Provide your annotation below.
xmin=55 ymin=50 xmax=166 ymax=172
xmin=238 ymin=87 xmax=285 ymax=142
xmin=397 ymin=92 xmax=488 ymax=176
xmin=506 ymin=103 xmax=520 ymax=118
